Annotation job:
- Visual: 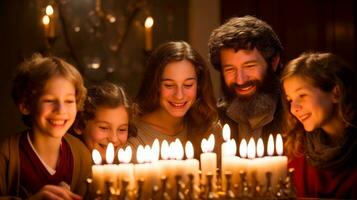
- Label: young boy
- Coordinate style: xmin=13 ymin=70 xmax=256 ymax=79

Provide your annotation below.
xmin=0 ymin=54 xmax=91 ymax=199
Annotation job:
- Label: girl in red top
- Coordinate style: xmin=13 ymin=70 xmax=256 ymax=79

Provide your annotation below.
xmin=281 ymin=52 xmax=357 ymax=199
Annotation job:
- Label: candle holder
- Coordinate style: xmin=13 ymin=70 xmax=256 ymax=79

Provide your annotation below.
xmin=87 ymin=168 xmax=296 ymax=200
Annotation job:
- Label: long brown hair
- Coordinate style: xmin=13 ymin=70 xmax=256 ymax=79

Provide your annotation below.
xmin=135 ymin=41 xmax=218 ymax=136
xmin=281 ymin=52 xmax=357 ymax=157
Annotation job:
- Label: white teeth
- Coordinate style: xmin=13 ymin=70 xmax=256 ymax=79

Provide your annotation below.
xmin=49 ymin=120 xmax=65 ymax=126
xmin=171 ymin=103 xmax=185 ymax=107
xmin=240 ymin=85 xmax=254 ymax=91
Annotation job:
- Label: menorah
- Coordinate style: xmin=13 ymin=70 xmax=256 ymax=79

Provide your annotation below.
xmin=87 ymin=125 xmax=296 ymax=200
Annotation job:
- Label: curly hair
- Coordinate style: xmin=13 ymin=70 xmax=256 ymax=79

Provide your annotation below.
xmin=208 ymin=15 xmax=283 ymax=73
xmin=281 ymin=52 xmax=357 ymax=157
xmin=135 ymin=41 xmax=218 ymax=136
xmin=11 ymin=53 xmax=86 ymax=127
xmin=74 ymin=82 xmax=137 ymax=137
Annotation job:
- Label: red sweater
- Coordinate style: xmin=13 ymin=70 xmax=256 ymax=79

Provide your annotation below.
xmin=288 ymin=155 xmax=357 ymax=199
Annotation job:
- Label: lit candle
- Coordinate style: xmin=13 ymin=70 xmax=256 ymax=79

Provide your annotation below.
xmin=255 ymin=138 xmax=270 ymax=185
xmin=134 ymin=145 xmax=146 ymax=182
xmin=246 ymin=137 xmax=257 ymax=182
xmin=275 ymin=134 xmax=288 ymax=185
xmin=148 ymin=141 xmax=160 ymax=187
xmin=91 ymin=149 xmax=105 ymax=193
xmin=104 ymin=143 xmax=119 ymax=188
xmin=158 ymin=140 xmax=173 ymax=180
xmin=200 ymin=134 xmax=217 ymax=189
xmin=221 ymin=138 xmax=237 ymax=191
xmin=144 ymin=16 xmax=154 ymax=51
xmin=185 ymin=141 xmax=199 ymax=191
xmin=45 ymin=5 xmax=55 ymax=38
xmin=42 ymin=15 xmax=50 ymax=37
xmin=234 ymin=139 xmax=249 ymax=184
xmin=117 ymin=146 xmax=135 ymax=189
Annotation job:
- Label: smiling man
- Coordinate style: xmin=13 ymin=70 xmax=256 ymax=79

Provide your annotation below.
xmin=208 ymin=15 xmax=284 ymax=145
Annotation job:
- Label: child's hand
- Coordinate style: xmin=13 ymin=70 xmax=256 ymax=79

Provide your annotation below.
xmin=29 ymin=184 xmax=82 ymax=200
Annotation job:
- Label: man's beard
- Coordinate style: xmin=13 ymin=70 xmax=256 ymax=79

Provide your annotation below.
xmin=226 ymin=67 xmax=281 ymax=119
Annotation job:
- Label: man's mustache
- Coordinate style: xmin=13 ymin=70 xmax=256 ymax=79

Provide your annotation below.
xmin=229 ymin=80 xmax=259 ymax=90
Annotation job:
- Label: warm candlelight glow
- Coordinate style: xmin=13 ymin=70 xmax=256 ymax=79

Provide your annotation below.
xmin=175 ymin=139 xmax=184 ymax=160
xmin=45 ymin=5 xmax=54 ymax=16
xmin=161 ymin=140 xmax=170 ymax=160
xmin=92 ymin=149 xmax=102 ymax=164
xmin=106 ymin=143 xmax=114 ymax=164
xmin=42 ymin=15 xmax=50 ymax=25
xmin=144 ymin=16 xmax=154 ymax=28
xmin=185 ymin=141 xmax=194 ymax=159
xmin=201 ymin=138 xmax=207 ymax=153
xmin=118 ymin=146 xmax=132 ymax=163
xmin=276 ymin=133 xmax=283 ymax=155
xmin=151 ymin=139 xmax=160 ymax=162
xmin=247 ymin=138 xmax=256 ymax=159
xmin=267 ymin=134 xmax=275 ymax=156
xmin=144 ymin=145 xmax=151 ymax=163
xmin=169 ymin=141 xmax=176 ymax=159
xmin=208 ymin=134 xmax=215 ymax=152
xmin=222 ymin=124 xmax=231 ymax=142
xmin=239 ymin=139 xmax=247 ymax=158
xmin=257 ymin=138 xmax=264 ymax=157
xmin=227 ymin=139 xmax=237 ymax=156
xmin=137 ymin=145 xmax=145 ymax=164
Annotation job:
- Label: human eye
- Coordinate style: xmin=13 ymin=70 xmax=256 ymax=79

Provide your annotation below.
xmin=98 ymin=126 xmax=110 ymax=131
xmin=223 ymin=66 xmax=235 ymax=73
xmin=65 ymin=98 xmax=75 ymax=104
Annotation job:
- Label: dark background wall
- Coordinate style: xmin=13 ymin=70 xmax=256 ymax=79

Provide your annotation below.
xmin=0 ymin=0 xmax=355 ymax=139
xmin=221 ymin=0 xmax=356 ymax=67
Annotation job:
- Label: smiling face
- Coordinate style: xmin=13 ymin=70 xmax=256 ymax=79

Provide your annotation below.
xmin=158 ymin=60 xmax=197 ymax=119
xmin=283 ymin=75 xmax=338 ymax=132
xmin=30 ymin=75 xmax=77 ymax=139
xmin=221 ymin=48 xmax=269 ymax=99
xmin=80 ymin=105 xmax=129 ymax=160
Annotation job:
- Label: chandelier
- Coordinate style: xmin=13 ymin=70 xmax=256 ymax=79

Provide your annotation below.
xmin=40 ymin=0 xmax=154 ymax=83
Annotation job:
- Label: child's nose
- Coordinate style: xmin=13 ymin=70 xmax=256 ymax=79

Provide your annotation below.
xmin=174 ymin=87 xmax=184 ymax=99
xmin=291 ymin=101 xmax=302 ymax=113
xmin=108 ymin=131 xmax=119 ymax=143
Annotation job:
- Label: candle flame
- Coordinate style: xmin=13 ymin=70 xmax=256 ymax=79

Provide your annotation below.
xmin=106 ymin=143 xmax=115 ymax=164
xmin=185 ymin=141 xmax=194 ymax=159
xmin=144 ymin=145 xmax=151 ymax=163
xmin=257 ymin=138 xmax=264 ymax=158
xmin=267 ymin=134 xmax=275 ymax=156
xmin=239 ymin=139 xmax=247 ymax=158
xmin=92 ymin=149 xmax=102 ymax=165
xmin=151 ymin=139 xmax=160 ymax=162
xmin=276 ymin=133 xmax=284 ymax=155
xmin=207 ymin=134 xmax=215 ymax=152
xmin=201 ymin=138 xmax=207 ymax=153
xmin=45 ymin=5 xmax=54 ymax=16
xmin=144 ymin=16 xmax=154 ymax=28
xmin=169 ymin=141 xmax=176 ymax=159
xmin=137 ymin=145 xmax=145 ymax=164
xmin=161 ymin=140 xmax=169 ymax=160
xmin=222 ymin=124 xmax=231 ymax=142
xmin=247 ymin=138 xmax=256 ymax=159
xmin=118 ymin=146 xmax=132 ymax=163
xmin=175 ymin=139 xmax=184 ymax=160
xmin=42 ymin=15 xmax=50 ymax=25
xmin=228 ymin=139 xmax=237 ymax=156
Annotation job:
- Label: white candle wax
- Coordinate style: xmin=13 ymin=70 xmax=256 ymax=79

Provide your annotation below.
xmin=91 ymin=149 xmax=105 ymax=193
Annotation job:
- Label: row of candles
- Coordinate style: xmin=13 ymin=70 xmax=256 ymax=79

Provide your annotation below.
xmin=91 ymin=124 xmax=287 ymax=196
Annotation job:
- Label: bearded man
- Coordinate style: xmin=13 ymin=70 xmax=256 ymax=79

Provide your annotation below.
xmin=208 ymin=15 xmax=284 ymax=147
